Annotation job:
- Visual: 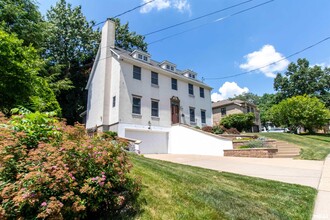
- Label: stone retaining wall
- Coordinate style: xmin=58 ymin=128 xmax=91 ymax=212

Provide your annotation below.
xmin=232 ymin=140 xmax=277 ymax=149
xmin=224 ymin=148 xmax=278 ymax=158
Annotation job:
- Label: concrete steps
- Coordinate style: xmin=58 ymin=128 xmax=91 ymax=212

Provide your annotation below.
xmin=273 ymin=140 xmax=300 ymax=158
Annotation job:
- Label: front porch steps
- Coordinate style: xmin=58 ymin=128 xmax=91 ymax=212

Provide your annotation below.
xmin=273 ymin=140 xmax=301 ymax=158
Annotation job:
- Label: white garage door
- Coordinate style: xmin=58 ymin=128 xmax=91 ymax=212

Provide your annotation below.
xmin=125 ymin=130 xmax=168 ymax=154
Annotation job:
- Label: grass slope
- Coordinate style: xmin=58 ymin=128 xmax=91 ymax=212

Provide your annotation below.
xmin=130 ymin=155 xmax=316 ymax=220
xmin=260 ymin=133 xmax=330 ymax=160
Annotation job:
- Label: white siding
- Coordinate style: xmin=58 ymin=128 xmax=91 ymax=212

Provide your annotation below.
xmin=117 ymin=60 xmax=212 ymax=128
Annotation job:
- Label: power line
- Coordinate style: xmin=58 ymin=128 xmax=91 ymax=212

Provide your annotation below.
xmin=93 ymin=0 xmax=155 ymax=27
xmin=143 ymin=0 xmax=254 ymax=36
xmin=148 ymin=0 xmax=274 ymax=45
xmin=204 ymin=36 xmax=330 ymax=80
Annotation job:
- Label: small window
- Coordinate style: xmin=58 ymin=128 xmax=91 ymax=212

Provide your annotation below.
xmin=171 ymin=78 xmax=177 ymax=90
xmin=201 ymin=110 xmax=206 ymax=124
xmin=166 ymin=64 xmax=170 ymax=70
xmin=112 ymin=96 xmax=116 ymax=107
xmin=151 ymin=100 xmax=159 ymax=117
xmin=188 ymin=84 xmax=194 ymax=95
xmin=190 ymin=107 xmax=195 ymax=122
xmin=221 ymin=107 xmax=226 ymax=116
xmin=199 ymin=87 xmax=204 ymax=98
xmin=151 ymin=72 xmax=158 ymax=85
xmin=170 ymin=66 xmax=174 ymax=71
xmin=138 ymin=54 xmax=143 ymax=59
xmin=143 ymin=56 xmax=148 ymax=61
xmin=132 ymin=96 xmax=141 ymax=114
xmin=192 ymin=75 xmax=195 ymax=79
xmin=133 ymin=65 xmax=141 ymax=80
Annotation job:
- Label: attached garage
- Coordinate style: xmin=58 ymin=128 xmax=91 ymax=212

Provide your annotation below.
xmin=125 ymin=129 xmax=168 ymax=154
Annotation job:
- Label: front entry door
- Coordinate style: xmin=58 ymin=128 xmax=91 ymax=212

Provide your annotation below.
xmin=171 ymin=104 xmax=179 ymax=124
xmin=171 ymin=96 xmax=180 ymax=124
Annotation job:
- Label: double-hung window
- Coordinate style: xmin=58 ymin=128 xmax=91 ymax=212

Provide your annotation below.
xmin=188 ymin=84 xmax=194 ymax=95
xmin=132 ymin=96 xmax=141 ymax=114
xmin=190 ymin=107 xmax=195 ymax=123
xmin=151 ymin=72 xmax=158 ymax=85
xmin=201 ymin=110 xmax=206 ymax=124
xmin=171 ymin=78 xmax=177 ymax=90
xmin=199 ymin=87 xmax=204 ymax=98
xmin=151 ymin=100 xmax=159 ymax=117
xmin=133 ymin=65 xmax=141 ymax=80
xmin=221 ymin=107 xmax=226 ymax=116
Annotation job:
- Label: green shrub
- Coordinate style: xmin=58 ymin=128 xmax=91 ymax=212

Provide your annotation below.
xmin=240 ymin=139 xmax=270 ymax=149
xmin=212 ymin=125 xmax=224 ymax=134
xmin=0 ymin=112 xmax=140 ymax=219
xmin=102 ymin=131 xmax=118 ymax=140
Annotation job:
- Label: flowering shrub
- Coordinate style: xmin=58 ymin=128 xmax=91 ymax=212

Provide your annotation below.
xmin=0 ymin=112 xmax=140 ymax=219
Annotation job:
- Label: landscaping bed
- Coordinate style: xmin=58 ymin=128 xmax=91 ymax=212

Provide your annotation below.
xmin=224 ymin=148 xmax=278 ymax=158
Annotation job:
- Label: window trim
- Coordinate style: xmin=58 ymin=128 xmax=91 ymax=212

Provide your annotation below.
xmin=171 ymin=78 xmax=178 ymax=90
xmin=151 ymin=71 xmax=158 ymax=85
xmin=188 ymin=83 xmax=194 ymax=95
xmin=189 ymin=107 xmax=195 ymax=123
xmin=132 ymin=95 xmax=141 ymax=115
xmin=112 ymin=96 xmax=116 ymax=108
xmin=201 ymin=109 xmax=206 ymax=124
xmin=221 ymin=107 xmax=226 ymax=116
xmin=151 ymin=99 xmax=159 ymax=117
xmin=199 ymin=87 xmax=205 ymax=98
xmin=133 ymin=65 xmax=141 ymax=80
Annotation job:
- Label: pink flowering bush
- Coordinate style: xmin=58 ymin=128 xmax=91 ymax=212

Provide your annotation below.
xmin=0 ymin=112 xmax=140 ymax=219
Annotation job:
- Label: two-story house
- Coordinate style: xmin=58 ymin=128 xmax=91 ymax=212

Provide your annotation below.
xmin=212 ymin=99 xmax=261 ymax=132
xmin=85 ymin=20 xmax=232 ymax=155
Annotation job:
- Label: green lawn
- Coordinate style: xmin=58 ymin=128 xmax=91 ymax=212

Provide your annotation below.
xmin=260 ymin=133 xmax=330 ymax=160
xmin=130 ymin=155 xmax=316 ymax=220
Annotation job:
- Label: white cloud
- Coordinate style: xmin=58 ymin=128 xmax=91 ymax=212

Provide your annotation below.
xmin=313 ymin=62 xmax=330 ymax=68
xmin=211 ymin=82 xmax=249 ymax=102
xmin=239 ymin=45 xmax=289 ymax=78
xmin=140 ymin=0 xmax=190 ymax=13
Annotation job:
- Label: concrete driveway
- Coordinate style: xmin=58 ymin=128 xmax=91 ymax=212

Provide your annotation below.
xmin=145 ymin=154 xmax=323 ymax=188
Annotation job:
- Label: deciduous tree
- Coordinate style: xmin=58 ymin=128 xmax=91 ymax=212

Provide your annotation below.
xmin=269 ymin=95 xmax=330 ymax=133
xmin=274 ymin=58 xmax=330 ymax=107
xmin=0 ymin=29 xmax=60 ymax=114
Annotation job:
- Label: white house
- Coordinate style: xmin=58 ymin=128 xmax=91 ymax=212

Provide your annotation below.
xmin=85 ymin=20 xmax=232 ymax=155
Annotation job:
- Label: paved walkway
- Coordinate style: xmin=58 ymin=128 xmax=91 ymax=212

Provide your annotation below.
xmin=145 ymin=154 xmax=329 ymax=219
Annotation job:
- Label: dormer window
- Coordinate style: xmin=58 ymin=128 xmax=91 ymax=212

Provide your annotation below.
xmin=131 ymin=50 xmax=150 ymax=63
xmin=160 ymin=61 xmax=176 ymax=72
xmin=183 ymin=70 xmax=197 ymax=79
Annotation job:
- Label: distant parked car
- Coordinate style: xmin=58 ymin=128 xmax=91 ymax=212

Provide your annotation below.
xmin=267 ymin=128 xmax=286 ymax=133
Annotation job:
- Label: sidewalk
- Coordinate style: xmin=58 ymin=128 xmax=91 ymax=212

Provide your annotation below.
xmin=313 ymin=155 xmax=330 ymax=220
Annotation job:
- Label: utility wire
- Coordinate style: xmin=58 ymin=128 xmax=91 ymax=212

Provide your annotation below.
xmin=204 ymin=36 xmax=330 ymax=80
xmin=143 ymin=0 xmax=254 ymax=36
xmin=148 ymin=0 xmax=274 ymax=45
xmin=93 ymin=0 xmax=155 ymax=27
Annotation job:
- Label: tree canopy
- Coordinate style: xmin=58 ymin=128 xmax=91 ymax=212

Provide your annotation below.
xmin=269 ymin=95 xmax=330 ymax=133
xmin=274 ymin=58 xmax=330 ymax=107
xmin=0 ymin=0 xmax=45 ymax=48
xmin=0 ymin=29 xmax=60 ymax=115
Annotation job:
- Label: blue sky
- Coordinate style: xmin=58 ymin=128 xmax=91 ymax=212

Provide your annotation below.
xmin=37 ymin=0 xmax=330 ymax=101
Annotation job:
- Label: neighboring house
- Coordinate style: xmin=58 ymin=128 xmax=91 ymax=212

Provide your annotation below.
xmin=212 ymin=99 xmax=261 ymax=132
xmin=85 ymin=20 xmax=232 ymax=155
